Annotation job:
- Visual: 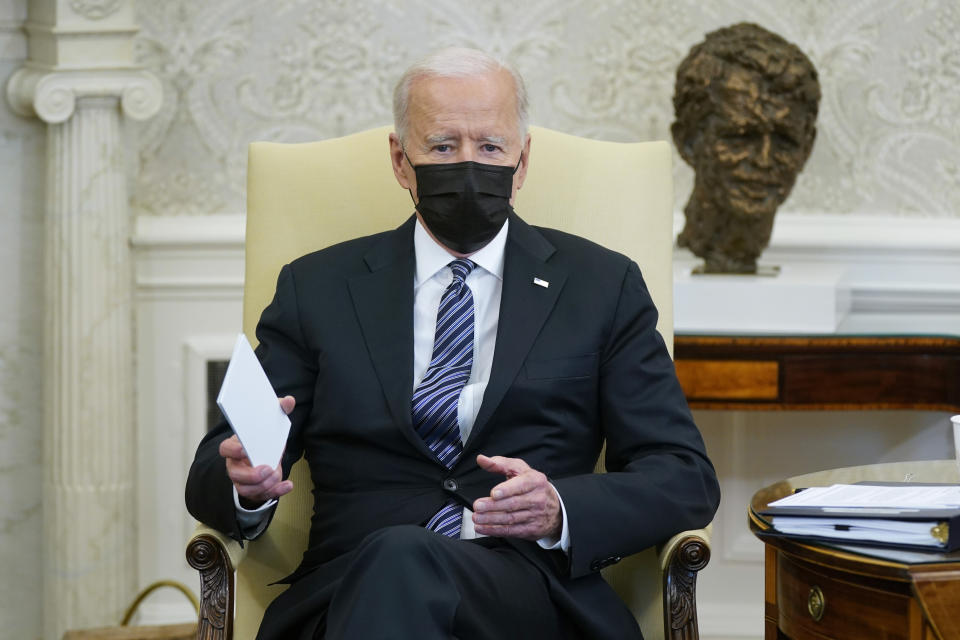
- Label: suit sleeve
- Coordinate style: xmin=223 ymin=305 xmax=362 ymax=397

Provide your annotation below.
xmin=185 ymin=264 xmax=314 ymax=541
xmin=552 ymin=261 xmax=721 ymax=578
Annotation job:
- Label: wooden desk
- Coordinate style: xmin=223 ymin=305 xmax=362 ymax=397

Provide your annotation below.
xmin=749 ymin=461 xmax=960 ymax=640
xmin=675 ymin=334 xmax=960 ymax=411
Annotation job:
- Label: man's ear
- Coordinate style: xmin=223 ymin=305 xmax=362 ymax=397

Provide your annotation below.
xmin=671 ymin=122 xmax=694 ymax=164
xmin=514 ymin=133 xmax=532 ymax=190
xmin=389 ymin=132 xmax=413 ymax=190
xmin=800 ymin=127 xmax=817 ymax=167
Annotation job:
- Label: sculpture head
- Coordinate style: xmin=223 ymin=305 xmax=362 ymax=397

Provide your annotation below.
xmin=672 ymin=23 xmax=820 ymax=273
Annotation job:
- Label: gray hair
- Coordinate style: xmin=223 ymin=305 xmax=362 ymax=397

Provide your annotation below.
xmin=392 ymin=47 xmax=529 ymax=145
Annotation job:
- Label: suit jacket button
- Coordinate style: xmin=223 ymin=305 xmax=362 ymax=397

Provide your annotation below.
xmin=442 ymin=478 xmax=458 ymax=491
xmin=591 ymin=556 xmax=620 ymax=571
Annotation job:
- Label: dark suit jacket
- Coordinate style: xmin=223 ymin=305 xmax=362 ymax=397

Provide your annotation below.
xmin=186 ymin=213 xmax=720 ymax=639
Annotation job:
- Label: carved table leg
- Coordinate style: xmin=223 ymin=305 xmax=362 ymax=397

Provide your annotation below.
xmin=186 ymin=534 xmax=234 ymax=640
xmin=665 ymin=535 xmax=712 ymax=640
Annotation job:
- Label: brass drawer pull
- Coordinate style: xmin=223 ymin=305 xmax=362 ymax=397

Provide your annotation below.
xmin=807 ymin=585 xmax=826 ymax=621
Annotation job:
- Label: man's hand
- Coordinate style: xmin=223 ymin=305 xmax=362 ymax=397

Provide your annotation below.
xmin=220 ymin=395 xmax=296 ymax=509
xmin=472 ymin=454 xmax=562 ymax=541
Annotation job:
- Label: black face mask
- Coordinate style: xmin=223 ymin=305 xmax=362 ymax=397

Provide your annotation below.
xmin=407 ymin=154 xmax=521 ymax=254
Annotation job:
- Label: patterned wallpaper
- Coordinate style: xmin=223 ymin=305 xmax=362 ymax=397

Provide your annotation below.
xmin=132 ymin=0 xmax=960 ymax=219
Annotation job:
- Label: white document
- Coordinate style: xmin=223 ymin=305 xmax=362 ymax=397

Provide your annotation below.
xmin=216 ymin=333 xmax=291 ymax=469
xmin=769 ymin=484 xmax=960 ymax=510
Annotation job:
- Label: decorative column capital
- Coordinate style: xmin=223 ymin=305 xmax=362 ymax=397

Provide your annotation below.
xmin=6 ymin=66 xmax=162 ymax=123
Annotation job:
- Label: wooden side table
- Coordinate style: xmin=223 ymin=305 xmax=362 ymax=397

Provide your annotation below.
xmin=675 ymin=334 xmax=960 ymax=411
xmin=749 ymin=461 xmax=960 ymax=640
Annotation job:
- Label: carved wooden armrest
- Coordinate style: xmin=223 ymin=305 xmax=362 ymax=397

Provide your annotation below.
xmin=186 ymin=525 xmax=247 ymax=640
xmin=660 ymin=526 xmax=712 ymax=640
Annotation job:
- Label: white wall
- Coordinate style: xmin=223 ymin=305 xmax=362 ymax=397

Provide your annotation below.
xmin=0 ymin=0 xmax=44 ymax=637
xmin=132 ymin=215 xmax=245 ymax=625
xmin=2 ymin=1 xmax=959 ymax=637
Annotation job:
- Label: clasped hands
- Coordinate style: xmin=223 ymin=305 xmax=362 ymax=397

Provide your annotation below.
xmin=222 ymin=396 xmax=562 ymax=540
xmin=471 ymin=454 xmax=562 ymax=541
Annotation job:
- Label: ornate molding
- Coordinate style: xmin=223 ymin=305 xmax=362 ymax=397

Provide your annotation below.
xmin=0 ymin=21 xmax=27 ymax=61
xmin=675 ymin=212 xmax=960 ymax=258
xmin=70 ymin=0 xmax=123 ymax=20
xmin=6 ymin=66 xmax=162 ymax=123
xmin=186 ymin=534 xmax=234 ymax=640
xmin=132 ymin=214 xmax=246 ymax=301
xmin=664 ymin=535 xmax=711 ymax=640
xmin=132 ymin=214 xmax=247 ymax=247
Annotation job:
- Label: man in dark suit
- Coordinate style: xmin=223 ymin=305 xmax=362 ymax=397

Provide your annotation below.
xmin=186 ymin=47 xmax=720 ymax=640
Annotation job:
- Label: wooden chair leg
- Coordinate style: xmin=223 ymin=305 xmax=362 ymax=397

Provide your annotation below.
xmin=186 ymin=534 xmax=235 ymax=640
xmin=664 ymin=535 xmax=711 ymax=640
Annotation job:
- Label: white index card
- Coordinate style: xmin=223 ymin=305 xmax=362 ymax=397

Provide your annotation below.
xmin=216 ymin=333 xmax=291 ymax=469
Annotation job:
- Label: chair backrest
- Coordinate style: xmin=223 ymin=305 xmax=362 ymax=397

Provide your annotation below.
xmin=237 ymin=126 xmax=674 ymax=639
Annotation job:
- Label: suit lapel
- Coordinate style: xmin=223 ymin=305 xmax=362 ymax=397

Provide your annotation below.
xmin=347 ymin=216 xmax=436 ymax=462
xmin=465 ymin=214 xmax=567 ymax=450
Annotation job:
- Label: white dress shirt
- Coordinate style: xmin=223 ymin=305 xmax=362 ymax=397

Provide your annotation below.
xmin=237 ymin=218 xmax=569 ymax=552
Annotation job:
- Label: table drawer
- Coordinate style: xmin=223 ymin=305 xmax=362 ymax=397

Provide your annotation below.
xmin=777 ymin=552 xmax=912 ymax=639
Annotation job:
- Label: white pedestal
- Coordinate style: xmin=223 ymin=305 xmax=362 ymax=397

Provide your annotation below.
xmin=674 ymin=264 xmax=851 ymax=334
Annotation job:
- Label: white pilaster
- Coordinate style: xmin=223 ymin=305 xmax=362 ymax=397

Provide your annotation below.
xmin=5 ymin=2 xmax=161 ymax=638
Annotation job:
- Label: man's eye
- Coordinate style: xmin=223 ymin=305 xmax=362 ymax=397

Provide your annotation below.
xmin=483 ymin=144 xmax=501 ymax=153
xmin=435 ymin=144 xmax=451 ymax=153
xmin=773 ymin=133 xmax=799 ymax=149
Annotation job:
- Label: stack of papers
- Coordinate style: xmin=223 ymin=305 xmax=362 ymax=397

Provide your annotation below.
xmin=762 ymin=483 xmax=960 ymax=551
xmin=769 ymin=484 xmax=960 ymax=509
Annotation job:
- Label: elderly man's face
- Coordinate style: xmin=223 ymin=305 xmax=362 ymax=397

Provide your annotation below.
xmin=390 ymin=69 xmax=530 ymax=207
xmin=694 ymin=75 xmax=811 ymax=218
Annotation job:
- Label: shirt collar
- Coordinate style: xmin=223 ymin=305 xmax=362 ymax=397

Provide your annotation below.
xmin=414 ymin=218 xmax=508 ymax=287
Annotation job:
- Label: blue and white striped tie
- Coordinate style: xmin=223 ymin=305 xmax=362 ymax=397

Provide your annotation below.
xmin=413 ymin=259 xmax=476 ymax=538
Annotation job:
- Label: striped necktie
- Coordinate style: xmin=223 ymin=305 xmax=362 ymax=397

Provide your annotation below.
xmin=412 ymin=258 xmax=476 ymax=537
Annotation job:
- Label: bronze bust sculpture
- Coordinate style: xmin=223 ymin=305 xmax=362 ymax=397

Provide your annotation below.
xmin=672 ymin=23 xmax=820 ymax=273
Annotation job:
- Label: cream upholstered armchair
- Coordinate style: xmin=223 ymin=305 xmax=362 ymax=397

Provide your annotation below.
xmin=186 ymin=126 xmax=712 ymax=640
